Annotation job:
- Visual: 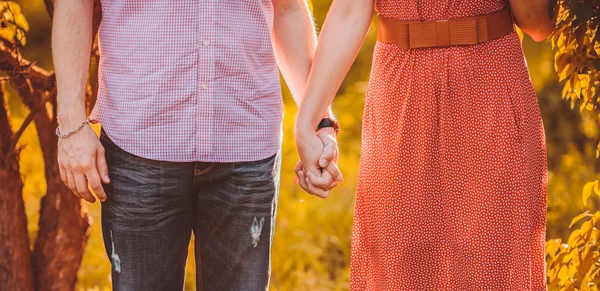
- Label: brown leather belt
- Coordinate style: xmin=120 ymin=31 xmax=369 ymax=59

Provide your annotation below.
xmin=377 ymin=7 xmax=514 ymax=49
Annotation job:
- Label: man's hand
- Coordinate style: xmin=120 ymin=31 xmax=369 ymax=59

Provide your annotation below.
xmin=294 ymin=127 xmax=343 ymax=198
xmin=57 ymin=125 xmax=109 ymax=203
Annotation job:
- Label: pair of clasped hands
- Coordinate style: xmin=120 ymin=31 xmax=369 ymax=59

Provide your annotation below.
xmin=294 ymin=126 xmax=344 ymax=198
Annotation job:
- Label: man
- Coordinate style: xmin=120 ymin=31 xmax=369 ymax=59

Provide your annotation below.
xmin=53 ymin=0 xmax=343 ymax=290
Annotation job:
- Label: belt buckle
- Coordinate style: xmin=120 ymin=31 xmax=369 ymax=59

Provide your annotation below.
xmin=436 ymin=20 xmax=450 ymax=47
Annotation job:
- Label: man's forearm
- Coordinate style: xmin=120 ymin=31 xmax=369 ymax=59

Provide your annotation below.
xmin=272 ymin=0 xmax=334 ymax=119
xmin=272 ymin=0 xmax=315 ymax=103
xmin=53 ymin=0 xmax=94 ymax=129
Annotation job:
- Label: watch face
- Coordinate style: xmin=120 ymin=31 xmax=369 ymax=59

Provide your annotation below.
xmin=317 ymin=118 xmax=340 ymax=135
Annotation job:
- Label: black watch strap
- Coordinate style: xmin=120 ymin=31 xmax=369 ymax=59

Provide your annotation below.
xmin=317 ymin=118 xmax=340 ymax=135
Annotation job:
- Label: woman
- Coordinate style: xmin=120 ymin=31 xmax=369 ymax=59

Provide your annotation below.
xmin=295 ymin=0 xmax=554 ymax=290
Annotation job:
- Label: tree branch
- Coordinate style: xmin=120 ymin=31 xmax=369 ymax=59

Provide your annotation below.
xmin=0 ymin=42 xmax=55 ymax=92
xmin=6 ymin=89 xmax=55 ymax=158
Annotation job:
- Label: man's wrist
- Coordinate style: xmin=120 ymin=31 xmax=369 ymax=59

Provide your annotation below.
xmin=317 ymin=126 xmax=336 ymax=136
xmin=317 ymin=118 xmax=339 ymax=135
xmin=58 ymin=109 xmax=87 ymax=128
xmin=57 ymin=113 xmax=91 ymax=138
xmin=317 ymin=127 xmax=338 ymax=146
xmin=56 ymin=117 xmax=97 ymax=139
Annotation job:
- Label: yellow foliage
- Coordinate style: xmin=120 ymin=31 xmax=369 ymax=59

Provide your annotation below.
xmin=546 ymin=1 xmax=600 ymax=288
xmin=546 ymin=211 xmax=600 ymax=290
xmin=550 ymin=0 xmax=599 ymax=114
xmin=0 ymin=1 xmax=28 ymax=46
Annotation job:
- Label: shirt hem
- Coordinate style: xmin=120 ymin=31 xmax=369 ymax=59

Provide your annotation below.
xmin=99 ymin=123 xmax=282 ymax=164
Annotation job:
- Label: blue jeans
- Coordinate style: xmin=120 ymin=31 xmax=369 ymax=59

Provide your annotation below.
xmin=99 ymin=130 xmax=281 ymax=291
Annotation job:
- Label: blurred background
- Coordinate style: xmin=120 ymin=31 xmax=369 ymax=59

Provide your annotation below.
xmin=6 ymin=0 xmax=599 ymax=290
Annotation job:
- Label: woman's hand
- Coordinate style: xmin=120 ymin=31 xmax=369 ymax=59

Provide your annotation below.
xmin=294 ymin=125 xmax=343 ymax=198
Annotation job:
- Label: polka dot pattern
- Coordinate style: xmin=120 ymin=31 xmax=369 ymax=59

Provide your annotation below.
xmin=351 ymin=1 xmax=548 ymax=290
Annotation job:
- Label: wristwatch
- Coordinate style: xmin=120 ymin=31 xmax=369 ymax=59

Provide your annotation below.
xmin=316 ymin=118 xmax=340 ymax=135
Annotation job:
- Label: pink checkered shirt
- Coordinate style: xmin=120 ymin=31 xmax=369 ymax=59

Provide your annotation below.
xmin=92 ymin=0 xmax=283 ymax=162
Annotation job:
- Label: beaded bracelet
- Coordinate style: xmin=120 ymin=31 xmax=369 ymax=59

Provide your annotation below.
xmin=55 ymin=117 xmax=97 ymax=139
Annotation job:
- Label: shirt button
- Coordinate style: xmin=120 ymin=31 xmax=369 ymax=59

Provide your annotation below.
xmin=201 ymin=83 xmax=208 ymax=90
xmin=202 ymin=40 xmax=210 ymax=46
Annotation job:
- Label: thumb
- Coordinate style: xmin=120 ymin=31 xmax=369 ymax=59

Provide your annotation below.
xmin=319 ymin=143 xmax=336 ymax=168
xmin=306 ymin=163 xmax=322 ymax=178
xmin=97 ymin=146 xmax=110 ymax=184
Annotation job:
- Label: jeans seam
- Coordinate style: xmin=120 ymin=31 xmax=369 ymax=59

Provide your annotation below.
xmin=194 ymin=163 xmax=215 ymax=176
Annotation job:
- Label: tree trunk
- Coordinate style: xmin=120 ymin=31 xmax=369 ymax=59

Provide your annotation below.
xmin=31 ymin=111 xmax=91 ymax=291
xmin=32 ymin=143 xmax=91 ymax=290
xmin=0 ymin=89 xmax=35 ymax=291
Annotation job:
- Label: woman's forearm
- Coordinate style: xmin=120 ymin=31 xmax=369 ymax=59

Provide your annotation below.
xmin=296 ymin=0 xmax=374 ymax=133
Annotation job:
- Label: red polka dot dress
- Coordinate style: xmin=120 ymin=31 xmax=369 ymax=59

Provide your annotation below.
xmin=351 ymin=1 xmax=547 ymax=290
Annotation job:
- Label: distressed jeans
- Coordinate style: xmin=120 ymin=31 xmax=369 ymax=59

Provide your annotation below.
xmin=99 ymin=130 xmax=281 ymax=291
